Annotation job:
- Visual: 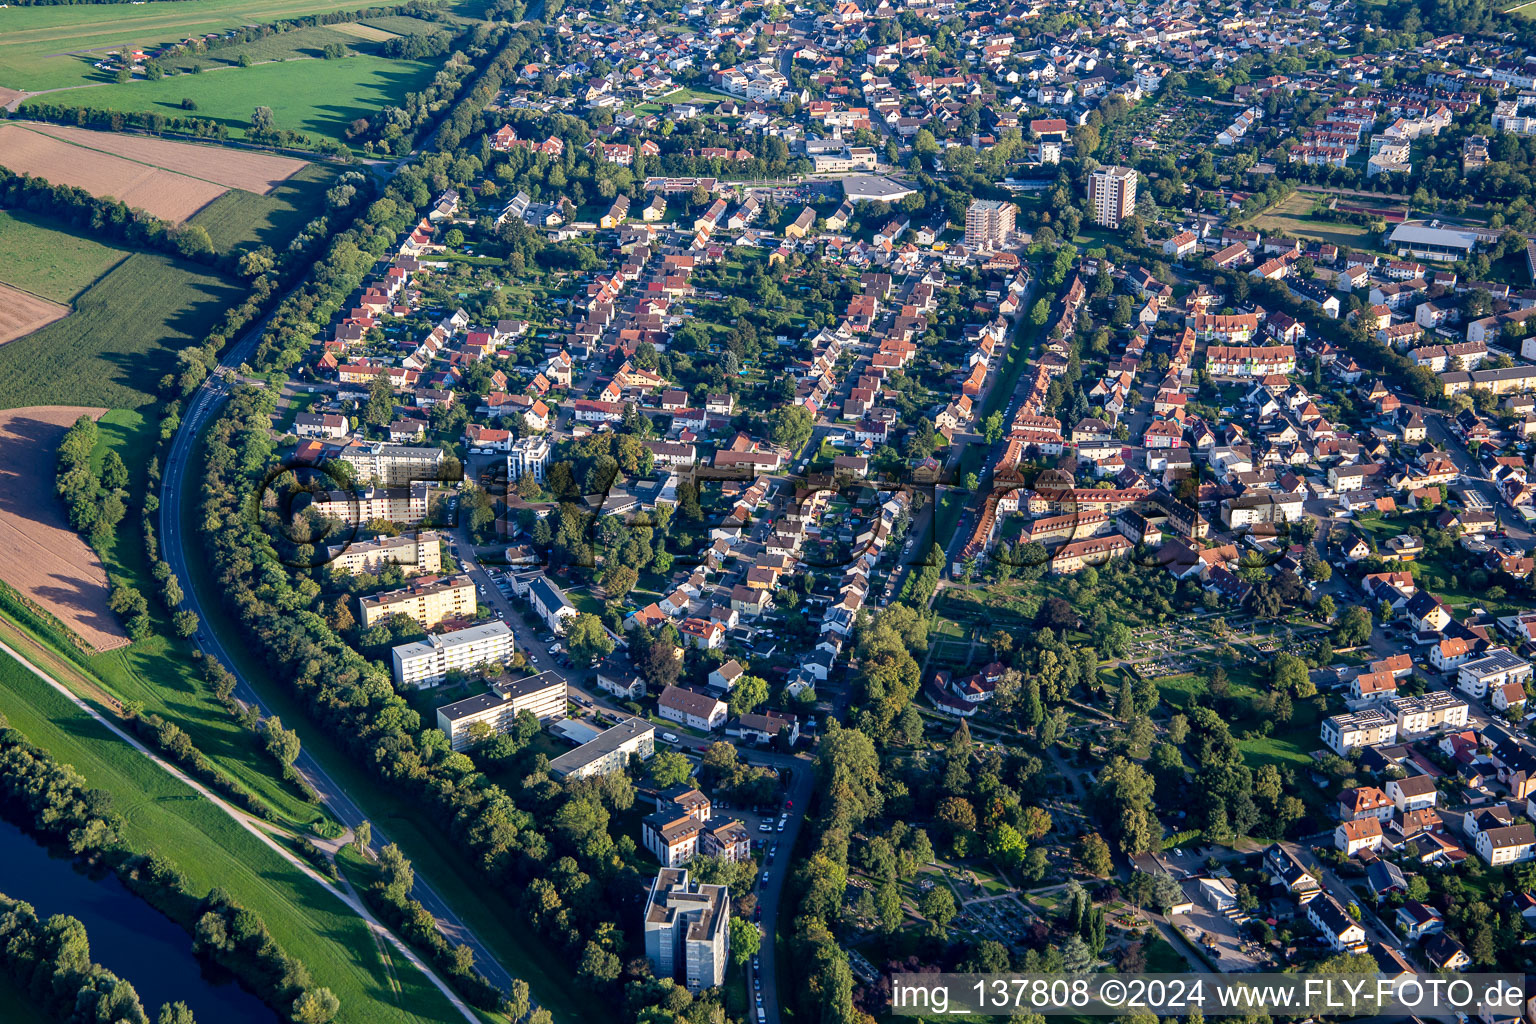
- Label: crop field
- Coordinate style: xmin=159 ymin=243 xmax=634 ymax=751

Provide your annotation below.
xmin=23 ymin=55 xmax=440 ymax=144
xmin=0 ymin=252 xmax=245 ymax=411
xmin=189 ymin=161 xmax=340 ymax=252
xmin=0 ymin=650 xmax=463 ymax=1024
xmin=16 ymin=121 xmax=309 ymax=194
xmin=0 ymin=123 xmax=227 ymax=222
xmin=0 ymin=0 xmax=451 ymax=92
xmin=0 ymin=210 xmax=130 ymax=304
xmin=0 ymin=407 xmax=128 ymax=653
xmin=0 ymin=286 xmax=69 ymax=346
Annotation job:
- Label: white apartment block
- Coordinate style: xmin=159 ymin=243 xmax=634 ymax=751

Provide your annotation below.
xmin=965 ymin=199 xmax=1017 ymax=249
xmin=392 ymin=620 xmax=517 ymax=689
xmin=435 ymin=670 xmax=567 ymax=751
xmin=1457 ymin=649 xmax=1532 ymax=700
xmin=1390 ymin=690 xmax=1469 ymax=736
xmin=310 ymin=483 xmax=431 ymax=525
xmin=506 ymin=435 xmax=553 ymax=483
xmin=1321 ymin=707 xmax=1398 ymax=755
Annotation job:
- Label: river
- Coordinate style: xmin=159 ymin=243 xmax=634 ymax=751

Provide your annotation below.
xmin=0 ymin=815 xmax=279 ymax=1023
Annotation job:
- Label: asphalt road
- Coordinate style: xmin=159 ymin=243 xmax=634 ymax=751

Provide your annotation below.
xmin=449 ymin=527 xmax=826 ymax=1023
xmin=158 ymin=322 xmax=520 ymax=995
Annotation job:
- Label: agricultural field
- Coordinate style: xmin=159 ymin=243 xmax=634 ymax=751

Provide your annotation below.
xmin=0 ymin=252 xmax=245 ymax=411
xmin=151 ymin=14 xmax=452 ymax=74
xmin=0 ymin=210 xmax=129 ymax=304
xmin=16 ymin=121 xmax=309 ymax=193
xmin=0 ymin=650 xmax=463 ymax=1024
xmin=0 ymin=407 xmax=128 ymax=653
xmin=22 ymin=55 xmax=440 ymax=145
xmin=0 ymin=123 xmax=227 ymax=222
xmin=0 ymin=0 xmax=458 ymax=92
xmin=188 ymin=161 xmax=341 ymax=252
xmin=1244 ymin=191 xmax=1382 ymax=250
xmin=0 ymin=286 xmax=69 ymax=346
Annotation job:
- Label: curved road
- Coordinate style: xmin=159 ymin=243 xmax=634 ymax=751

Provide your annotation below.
xmin=159 ymin=322 xmax=519 ymax=996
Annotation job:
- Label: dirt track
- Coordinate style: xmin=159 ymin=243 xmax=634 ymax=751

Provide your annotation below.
xmin=0 ymin=406 xmax=130 ymax=652
xmin=18 ymin=121 xmax=309 ymax=194
xmin=0 ymin=123 xmax=226 ymax=222
xmin=0 ymin=283 xmax=68 ymax=345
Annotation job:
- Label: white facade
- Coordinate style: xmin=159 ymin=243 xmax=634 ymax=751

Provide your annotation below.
xmin=392 ymin=621 xmax=517 ymax=688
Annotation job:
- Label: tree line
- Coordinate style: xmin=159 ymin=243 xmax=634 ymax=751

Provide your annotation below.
xmin=0 ymin=169 xmax=219 ymax=265
xmin=0 ymin=712 xmax=340 ymax=1023
xmin=0 ymin=892 xmax=199 ymax=1024
xmin=199 ymin=382 xmax=735 ymax=1022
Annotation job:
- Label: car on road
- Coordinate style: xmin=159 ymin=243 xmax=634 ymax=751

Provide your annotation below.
xmin=758 ymin=822 xmax=773 ymax=832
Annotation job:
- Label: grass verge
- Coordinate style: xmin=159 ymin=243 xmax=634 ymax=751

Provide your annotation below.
xmin=0 ymin=649 xmax=462 ymax=1024
xmin=177 ymin=424 xmax=605 ymax=1024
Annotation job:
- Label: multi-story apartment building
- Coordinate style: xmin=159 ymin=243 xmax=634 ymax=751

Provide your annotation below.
xmin=327 ymin=531 xmax=442 ymax=576
xmin=644 ymin=868 xmax=730 ymax=991
xmin=506 ymin=435 xmax=552 ymax=482
xmin=1089 ymin=165 xmax=1137 ymax=228
xmin=550 ymin=717 xmax=655 ymax=779
xmin=1458 ymin=649 xmax=1532 ymax=699
xmin=392 ymin=620 xmax=517 ymax=689
xmin=1321 ymin=707 xmax=1398 ymax=755
xmin=359 ymin=574 xmax=475 ymax=628
xmin=641 ymin=813 xmax=752 ymax=868
xmin=964 ymin=199 xmax=1017 ymax=249
xmin=1390 ymin=690 xmax=1469 ymax=736
xmin=435 ymin=670 xmax=567 ymax=751
xmin=337 ymin=442 xmax=446 ymax=486
xmin=310 ymin=483 xmax=431 ymax=526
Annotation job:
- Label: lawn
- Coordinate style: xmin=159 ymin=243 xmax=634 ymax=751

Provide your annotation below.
xmin=0 ymin=210 xmax=129 ymax=303
xmin=1245 ymin=192 xmax=1380 ymax=251
xmin=190 ymin=161 xmax=341 ymax=253
xmin=0 ymin=252 xmax=244 ymax=411
xmin=0 ymin=0 xmax=468 ymax=92
xmin=0 ymin=651 xmax=460 ymax=1024
xmin=85 ymin=407 xmax=325 ymax=826
xmin=23 ymin=55 xmax=441 ymax=144
xmin=178 ymin=429 xmax=605 ymax=1024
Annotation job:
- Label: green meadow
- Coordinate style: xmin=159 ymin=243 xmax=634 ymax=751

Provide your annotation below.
xmin=0 ymin=0 xmax=444 ymax=91
xmin=23 ymin=56 xmax=439 ymax=144
xmin=0 ymin=210 xmax=129 ymax=303
xmin=0 ymin=651 xmax=461 ymax=1024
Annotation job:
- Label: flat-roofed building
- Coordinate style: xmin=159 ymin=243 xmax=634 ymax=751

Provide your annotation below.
xmin=1089 ymin=165 xmax=1137 ymax=228
xmin=393 ymin=620 xmax=516 ymax=689
xmin=310 ymin=483 xmax=431 ymax=525
xmin=965 ymin=199 xmax=1017 ymax=249
xmin=1390 ymin=690 xmax=1470 ymax=736
xmin=359 ymin=574 xmax=475 ymax=628
xmin=506 ymin=435 xmax=552 ymax=482
xmin=1322 ymin=707 xmax=1398 ymax=755
xmin=644 ymin=868 xmax=730 ymax=991
xmin=328 ymin=530 xmax=442 ymax=576
xmin=549 ymin=717 xmax=655 ymax=779
xmin=337 ymin=442 xmax=446 ymax=486
xmin=435 ymin=670 xmax=567 ymax=751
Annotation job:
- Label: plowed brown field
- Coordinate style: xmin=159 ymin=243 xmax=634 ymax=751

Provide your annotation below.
xmin=0 ymin=123 xmax=226 ymax=222
xmin=18 ymin=121 xmax=308 ymax=194
xmin=0 ymin=406 xmax=129 ymax=653
xmin=0 ymin=283 xmax=68 ymax=345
